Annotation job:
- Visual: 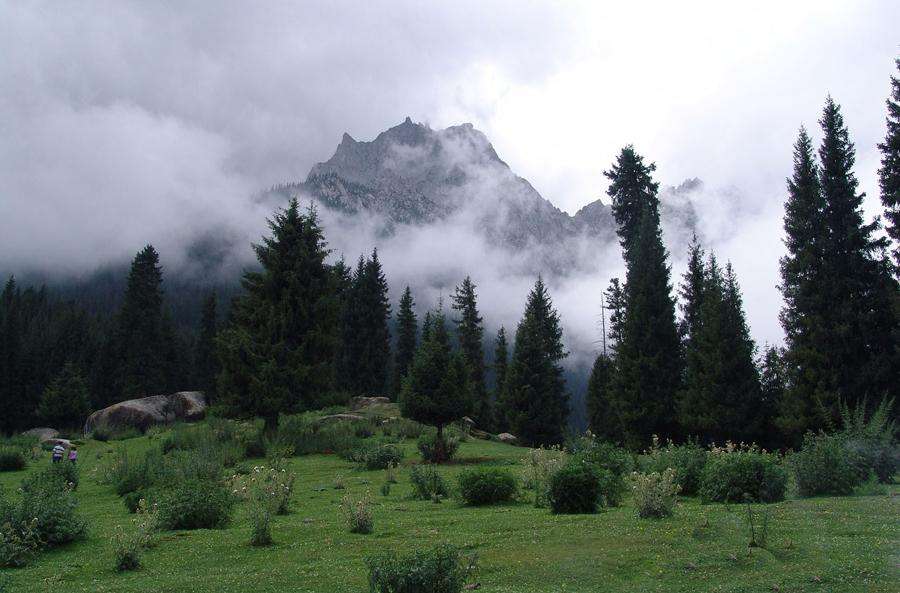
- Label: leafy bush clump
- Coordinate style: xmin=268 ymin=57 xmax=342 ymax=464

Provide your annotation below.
xmin=366 ymin=544 xmax=474 ymax=593
xmin=838 ymin=398 xmax=897 ymax=484
xmin=276 ymin=413 xmax=364 ymax=456
xmin=549 ymin=462 xmax=600 ymax=514
xmin=341 ymin=491 xmax=373 ymax=534
xmin=363 ymin=444 xmax=404 ymax=471
xmin=457 ymin=467 xmax=518 ymax=506
xmin=113 ymin=525 xmax=142 ymax=571
xmin=156 ymin=480 xmax=234 ymax=530
xmin=417 ymin=433 xmax=460 ymax=463
xmin=0 ymin=466 xmax=88 ymax=567
xmin=640 ymin=436 xmax=708 ymax=496
xmin=409 ymin=465 xmax=449 ymax=500
xmin=791 ymin=432 xmax=858 ymax=497
xmin=567 ymin=435 xmax=633 ymax=507
xmin=520 ymin=446 xmax=565 ymax=508
xmin=381 ymin=418 xmax=425 ymax=440
xmin=699 ymin=443 xmax=787 ymax=503
xmin=0 ymin=448 xmax=26 ymax=472
xmin=631 ymin=468 xmax=680 ymax=518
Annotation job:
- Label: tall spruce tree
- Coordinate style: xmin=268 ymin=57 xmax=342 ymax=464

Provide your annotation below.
xmin=878 ymin=59 xmax=900 ymax=271
xmin=399 ymin=310 xmax=472 ymax=461
xmin=0 ymin=277 xmax=23 ymax=434
xmin=604 ymin=278 xmax=626 ymax=352
xmin=605 ymin=147 xmax=682 ymax=450
xmin=337 ymin=250 xmax=392 ymax=396
xmin=817 ymin=98 xmax=897 ymax=418
xmin=503 ymin=278 xmax=568 ymax=446
xmin=586 ymin=353 xmax=618 ymax=442
xmin=605 ymin=145 xmax=661 ymax=262
xmin=195 ymin=292 xmax=218 ymax=401
xmin=216 ymin=200 xmax=340 ymax=428
xmin=451 ymin=276 xmax=488 ymax=427
xmin=393 ymin=286 xmax=418 ymax=397
xmin=759 ymin=345 xmax=787 ymax=449
xmin=678 ymin=235 xmax=706 ymax=345
xmin=778 ymin=127 xmax=830 ymax=442
xmin=37 ymin=362 xmax=90 ymax=430
xmin=116 ymin=245 xmax=167 ymax=399
xmin=492 ymin=326 xmax=510 ymax=431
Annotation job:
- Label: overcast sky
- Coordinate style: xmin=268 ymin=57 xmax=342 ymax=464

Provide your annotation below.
xmin=1 ymin=0 xmax=898 ymax=347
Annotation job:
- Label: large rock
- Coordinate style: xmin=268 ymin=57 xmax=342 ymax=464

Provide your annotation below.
xmin=22 ymin=427 xmax=60 ymax=442
xmin=83 ymin=391 xmax=207 ymax=435
xmin=349 ymin=396 xmax=390 ymax=411
xmin=497 ymin=433 xmax=518 ymax=445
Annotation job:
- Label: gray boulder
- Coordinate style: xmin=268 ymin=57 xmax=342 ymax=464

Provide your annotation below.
xmin=22 ymin=427 xmax=60 ymax=442
xmin=83 ymin=391 xmax=207 ymax=435
xmin=349 ymin=396 xmax=390 ymax=411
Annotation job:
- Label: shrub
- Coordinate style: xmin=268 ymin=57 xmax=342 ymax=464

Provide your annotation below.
xmin=381 ymin=418 xmax=425 ymax=440
xmin=363 ymin=444 xmax=404 ymax=471
xmin=276 ymin=413 xmax=363 ymax=456
xmin=112 ymin=526 xmax=142 ymax=572
xmin=568 ymin=436 xmax=633 ymax=507
xmin=520 ymin=446 xmax=565 ymax=508
xmin=640 ymin=437 xmax=708 ymax=496
xmin=247 ymin=490 xmax=273 ymax=547
xmin=409 ymin=465 xmax=449 ymax=500
xmin=699 ymin=443 xmax=787 ymax=503
xmin=0 ymin=448 xmax=25 ymax=472
xmin=791 ymin=432 xmax=859 ymax=497
xmin=417 ymin=433 xmax=460 ymax=464
xmin=156 ymin=480 xmax=234 ymax=530
xmin=229 ymin=464 xmax=295 ymax=516
xmin=549 ymin=462 xmax=600 ymax=514
xmin=341 ymin=491 xmax=373 ymax=534
xmin=366 ymin=544 xmax=474 ymax=593
xmin=839 ymin=398 xmax=897 ymax=484
xmin=631 ymin=469 xmax=680 ymax=519
xmin=92 ymin=426 xmax=142 ymax=442
xmin=0 ymin=518 xmax=41 ymax=568
xmin=457 ymin=467 xmax=518 ymax=506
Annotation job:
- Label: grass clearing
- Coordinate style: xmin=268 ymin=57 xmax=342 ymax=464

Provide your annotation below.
xmin=1 ymin=427 xmax=897 ymax=593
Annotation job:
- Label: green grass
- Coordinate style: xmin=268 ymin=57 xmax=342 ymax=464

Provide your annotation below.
xmin=2 ymin=428 xmax=897 ymax=593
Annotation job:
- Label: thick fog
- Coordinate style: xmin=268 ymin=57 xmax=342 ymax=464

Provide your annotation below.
xmin=1 ymin=0 xmax=898 ymax=354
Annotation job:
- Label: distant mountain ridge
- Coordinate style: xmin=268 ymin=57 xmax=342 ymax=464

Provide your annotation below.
xmin=267 ymin=117 xmax=617 ymax=272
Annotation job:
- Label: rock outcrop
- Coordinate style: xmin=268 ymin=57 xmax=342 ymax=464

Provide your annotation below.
xmin=83 ymin=391 xmax=206 ymax=435
xmin=349 ymin=396 xmax=391 ymax=411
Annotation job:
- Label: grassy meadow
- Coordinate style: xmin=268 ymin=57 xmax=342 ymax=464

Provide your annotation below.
xmin=1 ymin=425 xmax=898 ymax=593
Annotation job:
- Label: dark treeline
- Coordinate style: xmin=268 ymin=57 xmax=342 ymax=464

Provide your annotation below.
xmin=2 ymin=64 xmax=898 ymax=449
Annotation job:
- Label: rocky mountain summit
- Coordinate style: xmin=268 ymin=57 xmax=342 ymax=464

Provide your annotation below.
xmin=269 ymin=118 xmax=617 ymax=272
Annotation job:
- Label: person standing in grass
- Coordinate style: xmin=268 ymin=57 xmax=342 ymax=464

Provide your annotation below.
xmin=68 ymin=446 xmax=77 ymax=464
xmin=51 ymin=443 xmax=64 ymax=463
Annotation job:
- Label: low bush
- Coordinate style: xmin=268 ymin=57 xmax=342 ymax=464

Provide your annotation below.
xmin=247 ymin=490 xmax=273 ymax=547
xmin=366 ymin=544 xmax=474 ymax=593
xmin=417 ymin=433 xmax=460 ymax=464
xmin=277 ymin=413 xmax=364 ymax=456
xmin=381 ymin=418 xmax=425 ymax=440
xmin=791 ymin=432 xmax=858 ymax=497
xmin=363 ymin=444 xmax=404 ymax=471
xmin=568 ymin=436 xmax=633 ymax=507
xmin=156 ymin=480 xmax=234 ymax=530
xmin=520 ymin=446 xmax=565 ymax=508
xmin=549 ymin=462 xmax=600 ymax=514
xmin=640 ymin=437 xmax=708 ymax=496
xmin=112 ymin=526 xmax=142 ymax=572
xmin=0 ymin=518 xmax=41 ymax=568
xmin=341 ymin=491 xmax=373 ymax=534
xmin=0 ymin=448 xmax=26 ymax=472
xmin=92 ymin=426 xmax=142 ymax=442
xmin=409 ymin=464 xmax=449 ymax=500
xmin=699 ymin=444 xmax=787 ymax=503
xmin=457 ymin=467 xmax=518 ymax=506
xmin=631 ymin=468 xmax=680 ymax=519
xmin=229 ymin=464 xmax=295 ymax=516
xmin=839 ymin=398 xmax=897 ymax=484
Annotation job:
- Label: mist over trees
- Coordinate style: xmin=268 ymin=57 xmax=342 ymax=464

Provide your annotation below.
xmin=1 ymin=66 xmax=899 ymax=453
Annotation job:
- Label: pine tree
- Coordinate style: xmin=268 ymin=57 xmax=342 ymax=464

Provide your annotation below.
xmin=36 ymin=362 xmax=91 ymax=430
xmin=777 ymin=127 xmax=830 ymax=442
xmin=216 ymin=200 xmax=340 ymax=428
xmin=451 ymin=276 xmax=488 ymax=428
xmin=399 ymin=310 xmax=472 ymax=461
xmin=604 ymin=278 xmax=626 ymax=352
xmin=605 ymin=146 xmax=661 ymax=262
xmin=337 ymin=250 xmax=392 ymax=396
xmin=586 ymin=353 xmax=618 ymax=442
xmin=758 ymin=345 xmax=787 ymax=450
xmin=195 ymin=292 xmax=218 ymax=402
xmin=503 ymin=278 xmax=568 ymax=446
xmin=678 ymin=235 xmax=706 ymax=344
xmin=491 ymin=326 xmax=509 ymax=432
xmin=0 ymin=277 xmax=23 ymax=434
xmin=116 ymin=245 xmax=167 ymax=399
xmin=878 ymin=59 xmax=900 ymax=271
xmin=393 ymin=286 xmax=418 ymax=397
xmin=606 ymin=148 xmax=682 ymax=450
xmin=817 ymin=98 xmax=898 ymax=418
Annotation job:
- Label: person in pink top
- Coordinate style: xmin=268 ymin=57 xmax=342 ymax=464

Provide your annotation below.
xmin=68 ymin=447 xmax=78 ymax=464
